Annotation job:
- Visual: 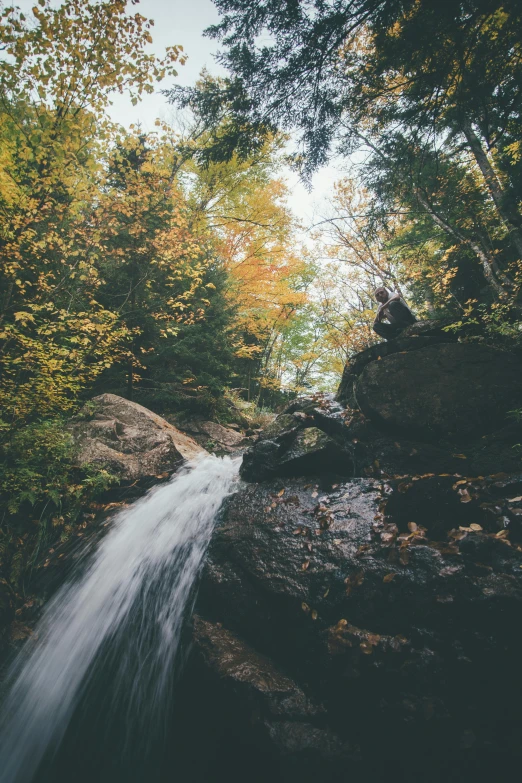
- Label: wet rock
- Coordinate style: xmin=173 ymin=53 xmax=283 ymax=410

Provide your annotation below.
xmin=68 ymin=393 xmax=205 ymax=482
xmin=355 ymin=343 xmax=522 ymax=438
xmin=336 ymin=323 xmax=457 ymax=406
xmin=193 ymin=616 xmax=320 ymax=717
xmin=257 ymin=414 xmax=302 ymax=442
xmin=196 ymin=473 xmax=522 ymax=779
xmin=240 ymin=415 xmax=349 ymax=482
xmin=277 ymin=427 xmax=348 ymax=476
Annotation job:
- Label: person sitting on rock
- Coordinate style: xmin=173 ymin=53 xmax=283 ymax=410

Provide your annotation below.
xmin=373 ymin=287 xmax=416 ymax=340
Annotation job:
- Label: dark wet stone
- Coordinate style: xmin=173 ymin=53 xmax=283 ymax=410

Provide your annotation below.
xmin=194 ymin=473 xmax=522 ymax=781
xmin=336 ymin=328 xmax=456 ymax=406
xmin=355 ymin=343 xmax=522 ymax=438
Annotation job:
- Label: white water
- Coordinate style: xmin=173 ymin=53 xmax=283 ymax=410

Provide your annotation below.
xmin=0 ymin=454 xmax=240 ymax=783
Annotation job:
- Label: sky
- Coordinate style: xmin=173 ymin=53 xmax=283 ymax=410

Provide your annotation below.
xmin=15 ymin=0 xmax=342 ymax=227
xmin=108 ymin=0 xmax=341 ymax=228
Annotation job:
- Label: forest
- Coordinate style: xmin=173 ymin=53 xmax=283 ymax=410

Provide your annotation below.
xmin=1 ymin=0 xmax=521 ymax=602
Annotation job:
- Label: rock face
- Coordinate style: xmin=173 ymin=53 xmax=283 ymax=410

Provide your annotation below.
xmin=192 ymin=617 xmax=354 ymax=761
xmin=188 ymin=331 xmax=522 ymax=782
xmin=191 ymin=472 xmax=522 ymax=781
xmin=336 ymin=319 xmax=458 ymax=406
xmin=356 ymin=342 xmax=522 ymax=438
xmin=69 ymin=393 xmax=205 ymax=482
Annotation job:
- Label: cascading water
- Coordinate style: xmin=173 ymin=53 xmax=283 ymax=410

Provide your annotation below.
xmin=0 ymin=454 xmax=240 ymax=783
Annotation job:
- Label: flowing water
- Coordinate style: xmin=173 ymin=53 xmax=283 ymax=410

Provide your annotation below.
xmin=0 ymin=454 xmax=240 ymax=783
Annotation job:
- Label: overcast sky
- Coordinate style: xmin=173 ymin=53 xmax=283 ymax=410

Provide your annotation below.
xmin=17 ymin=0 xmax=342 ymax=226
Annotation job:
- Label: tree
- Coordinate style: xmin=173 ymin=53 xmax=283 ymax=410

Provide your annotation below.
xmin=205 ymin=0 xmax=522 ymax=304
xmin=0 ymin=0 xmax=185 ymax=425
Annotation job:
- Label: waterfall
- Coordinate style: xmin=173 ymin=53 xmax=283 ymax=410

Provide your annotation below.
xmin=0 ymin=454 xmax=240 ymax=783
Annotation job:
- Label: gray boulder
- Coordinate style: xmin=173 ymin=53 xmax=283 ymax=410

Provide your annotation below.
xmin=69 ymin=393 xmax=205 ymax=482
xmin=180 ymin=420 xmax=245 ymax=450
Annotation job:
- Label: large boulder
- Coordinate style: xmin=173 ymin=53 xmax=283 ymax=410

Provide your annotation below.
xmin=355 ymin=342 xmax=522 ymax=439
xmin=69 ymin=393 xmax=205 ymax=482
xmin=194 ymin=473 xmax=522 ymax=781
xmin=336 ymin=319 xmax=458 ymax=406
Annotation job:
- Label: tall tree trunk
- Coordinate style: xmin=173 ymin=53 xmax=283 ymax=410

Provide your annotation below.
xmin=461 ymin=121 xmax=522 ymax=260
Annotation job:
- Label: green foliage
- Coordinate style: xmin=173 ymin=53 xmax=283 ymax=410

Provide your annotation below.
xmin=0 ymin=419 xmax=117 ymax=589
xmin=220 ymin=388 xmax=275 ymax=430
xmin=96 ymin=264 xmax=236 ymax=417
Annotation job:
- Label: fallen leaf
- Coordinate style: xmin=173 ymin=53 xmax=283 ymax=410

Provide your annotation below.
xmin=311 ymin=610 xmax=318 ymax=620
xmin=508 ymin=496 xmax=522 ymax=503
xmin=333 ymin=538 xmax=342 ymax=545
xmin=277 ymin=488 xmax=285 ymax=497
xmin=302 ymin=559 xmax=310 ymax=570
xmin=383 ymin=573 xmax=396 ymax=583
xmin=292 ymin=528 xmax=302 ymax=535
xmin=301 ymin=602 xmax=310 ymax=613
xmin=311 ymin=491 xmax=318 ymax=498
xmin=470 ymin=523 xmax=483 ymax=531
xmin=381 ymin=531 xmax=396 ymax=544
xmin=453 ymin=454 xmax=468 ymax=459
xmin=495 ymin=529 xmax=508 ymax=538
xmin=408 ymin=522 xmax=418 ymax=533
xmin=323 ymin=588 xmax=330 ymax=598
xmin=459 ymin=489 xmax=472 ymax=503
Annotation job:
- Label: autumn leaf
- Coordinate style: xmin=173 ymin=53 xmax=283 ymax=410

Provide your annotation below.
xmin=383 ymin=573 xmax=396 ymax=583
xmin=458 ymin=489 xmax=472 ymax=503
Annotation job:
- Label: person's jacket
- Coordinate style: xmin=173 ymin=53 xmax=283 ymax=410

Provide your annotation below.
xmin=382 ymin=298 xmax=416 ymax=326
